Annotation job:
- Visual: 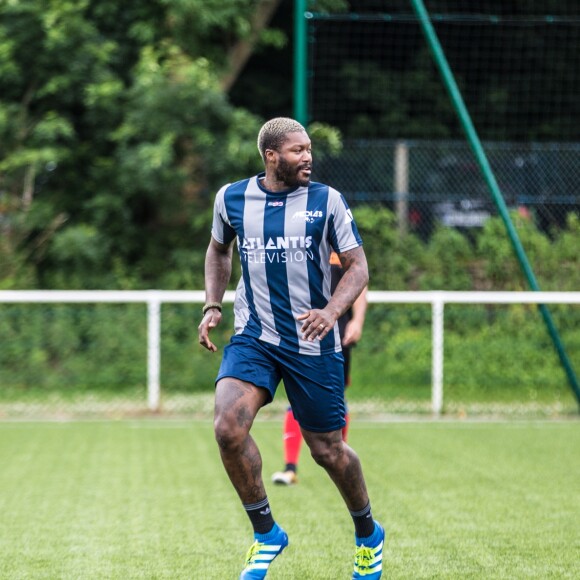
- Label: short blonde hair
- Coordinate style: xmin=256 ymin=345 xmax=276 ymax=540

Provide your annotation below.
xmin=257 ymin=117 xmax=306 ymax=162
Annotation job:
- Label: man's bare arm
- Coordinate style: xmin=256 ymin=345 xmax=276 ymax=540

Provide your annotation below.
xmin=298 ymin=245 xmax=369 ymax=341
xmin=326 ymin=246 xmax=369 ymax=321
xmin=342 ymin=286 xmax=368 ymax=347
xmin=205 ymin=237 xmax=233 ymax=304
xmin=198 ymin=237 xmax=233 ymax=352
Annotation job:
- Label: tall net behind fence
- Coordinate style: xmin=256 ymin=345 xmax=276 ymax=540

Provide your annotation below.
xmin=306 ymin=1 xmax=580 ymax=413
xmin=314 ymin=140 xmax=580 ymax=243
xmin=308 ymin=2 xmax=580 ymax=241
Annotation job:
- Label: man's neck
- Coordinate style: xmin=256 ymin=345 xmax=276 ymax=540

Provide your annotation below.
xmin=259 ymin=174 xmax=292 ymax=193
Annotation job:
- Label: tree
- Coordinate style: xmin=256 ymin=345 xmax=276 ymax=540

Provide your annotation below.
xmin=0 ymin=0 xmax=278 ymax=288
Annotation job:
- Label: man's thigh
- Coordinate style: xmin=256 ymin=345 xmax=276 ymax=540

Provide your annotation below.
xmin=214 ymin=377 xmax=270 ymax=428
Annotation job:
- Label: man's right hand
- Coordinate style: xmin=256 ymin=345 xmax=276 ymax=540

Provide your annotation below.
xmin=198 ymin=309 xmax=222 ymax=352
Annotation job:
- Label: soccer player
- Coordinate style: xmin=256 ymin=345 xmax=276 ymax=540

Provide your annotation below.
xmin=271 ymin=254 xmax=367 ymax=486
xmin=198 ymin=117 xmax=384 ymax=579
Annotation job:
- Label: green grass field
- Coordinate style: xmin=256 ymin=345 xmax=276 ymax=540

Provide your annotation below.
xmin=0 ymin=420 xmax=578 ymax=579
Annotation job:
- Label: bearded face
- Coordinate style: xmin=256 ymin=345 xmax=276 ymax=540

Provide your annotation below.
xmin=274 ymin=154 xmax=312 ymax=188
xmin=262 ymin=130 xmax=312 ymax=189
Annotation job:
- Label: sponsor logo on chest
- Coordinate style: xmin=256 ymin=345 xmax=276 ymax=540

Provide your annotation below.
xmin=241 ymin=236 xmax=312 ymax=250
xmin=292 ymin=210 xmax=324 ymax=223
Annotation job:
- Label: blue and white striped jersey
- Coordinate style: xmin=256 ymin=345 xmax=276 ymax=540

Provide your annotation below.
xmin=211 ymin=173 xmax=363 ymax=355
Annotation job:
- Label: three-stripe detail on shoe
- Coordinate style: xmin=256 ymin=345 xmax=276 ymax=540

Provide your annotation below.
xmin=245 ymin=542 xmax=285 ymax=570
xmin=353 ymin=539 xmax=384 ymax=576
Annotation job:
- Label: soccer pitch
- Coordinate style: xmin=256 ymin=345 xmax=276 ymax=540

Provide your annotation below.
xmin=0 ymin=420 xmax=578 ymax=579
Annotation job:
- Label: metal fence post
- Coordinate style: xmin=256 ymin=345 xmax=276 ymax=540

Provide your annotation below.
xmin=394 ymin=141 xmax=409 ymax=236
xmin=432 ymin=297 xmax=444 ymax=415
xmin=147 ymin=295 xmax=161 ymax=412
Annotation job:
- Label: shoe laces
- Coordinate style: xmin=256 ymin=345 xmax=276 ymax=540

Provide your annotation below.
xmin=354 ymin=545 xmax=376 ymax=568
xmin=244 ymin=541 xmax=264 ymax=565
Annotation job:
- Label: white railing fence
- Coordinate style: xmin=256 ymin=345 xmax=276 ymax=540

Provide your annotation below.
xmin=2 ymin=290 xmax=580 ymax=415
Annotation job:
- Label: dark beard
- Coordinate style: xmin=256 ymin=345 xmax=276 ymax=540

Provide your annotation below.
xmin=275 ymin=156 xmax=311 ymax=188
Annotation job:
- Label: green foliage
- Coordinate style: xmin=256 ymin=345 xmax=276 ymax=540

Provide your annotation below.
xmin=548 ymin=213 xmax=580 ymax=290
xmin=1 ymin=298 xmax=578 ymax=411
xmin=352 ymin=205 xmax=424 ymax=289
xmin=476 ymin=210 xmax=559 ymax=290
xmin=0 ymin=0 xmax=264 ymax=289
xmin=0 ymin=303 xmax=235 ymax=393
xmin=0 ymin=304 xmax=147 ymax=391
xmin=417 ymin=226 xmax=474 ymax=290
xmin=443 ymin=304 xmax=574 ymax=399
xmin=1 ymin=1 xmax=578 ymax=295
xmin=353 ymin=204 xmax=580 ymax=295
xmin=349 ymin=302 xmax=579 ymax=409
xmin=308 ymin=122 xmax=343 ymax=160
xmin=3 ymin=194 xmax=580 ymax=403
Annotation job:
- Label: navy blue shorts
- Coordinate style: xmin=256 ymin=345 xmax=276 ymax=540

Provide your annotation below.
xmin=216 ymin=334 xmax=346 ymax=433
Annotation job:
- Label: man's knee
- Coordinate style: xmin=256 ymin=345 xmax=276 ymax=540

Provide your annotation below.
xmin=214 ymin=410 xmax=246 ymax=452
xmin=214 ymin=378 xmax=264 ymax=451
xmin=306 ymin=432 xmax=344 ymax=468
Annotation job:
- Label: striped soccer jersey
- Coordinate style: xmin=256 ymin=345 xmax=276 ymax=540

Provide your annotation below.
xmin=211 ymin=173 xmax=363 ymax=355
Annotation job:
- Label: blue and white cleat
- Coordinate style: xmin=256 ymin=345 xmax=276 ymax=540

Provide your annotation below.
xmin=239 ymin=523 xmax=289 ymax=579
xmin=352 ymin=521 xmax=385 ymax=579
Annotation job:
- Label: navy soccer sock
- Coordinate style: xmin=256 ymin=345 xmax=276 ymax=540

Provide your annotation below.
xmin=350 ymin=501 xmax=375 ymax=539
xmin=243 ymin=497 xmax=275 ymax=535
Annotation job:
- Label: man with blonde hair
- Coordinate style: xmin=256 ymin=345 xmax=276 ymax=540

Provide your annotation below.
xmin=199 ymin=117 xmax=384 ymax=579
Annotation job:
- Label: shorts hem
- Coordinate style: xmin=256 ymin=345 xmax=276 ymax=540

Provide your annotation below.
xmin=298 ymin=420 xmax=346 ymax=433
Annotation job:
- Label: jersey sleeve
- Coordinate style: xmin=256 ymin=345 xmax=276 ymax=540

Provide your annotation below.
xmin=211 ymin=184 xmax=237 ymax=244
xmin=327 ymin=188 xmax=363 ymax=253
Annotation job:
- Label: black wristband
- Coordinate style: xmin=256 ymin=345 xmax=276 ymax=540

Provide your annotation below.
xmin=202 ymin=302 xmax=222 ymax=315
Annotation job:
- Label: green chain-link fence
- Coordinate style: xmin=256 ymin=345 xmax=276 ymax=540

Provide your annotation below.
xmin=315 ymin=139 xmax=580 ymax=240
